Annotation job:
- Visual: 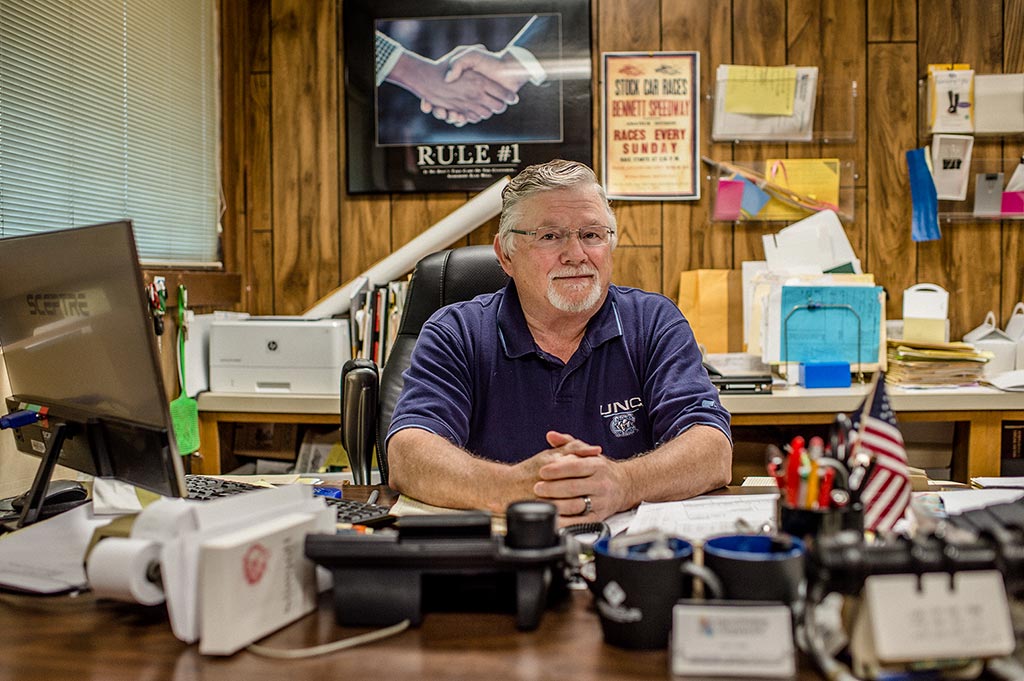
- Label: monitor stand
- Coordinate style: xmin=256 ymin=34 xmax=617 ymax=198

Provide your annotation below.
xmin=3 ymin=420 xmax=87 ymax=531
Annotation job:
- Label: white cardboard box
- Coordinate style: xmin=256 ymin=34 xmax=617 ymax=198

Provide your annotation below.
xmin=197 ymin=511 xmax=322 ymax=655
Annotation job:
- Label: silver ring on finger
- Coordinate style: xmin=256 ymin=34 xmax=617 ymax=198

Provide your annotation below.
xmin=580 ymin=495 xmax=592 ymax=516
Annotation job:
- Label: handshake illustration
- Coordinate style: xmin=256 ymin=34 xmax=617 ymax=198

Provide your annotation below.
xmin=375 ymin=15 xmax=549 ymax=127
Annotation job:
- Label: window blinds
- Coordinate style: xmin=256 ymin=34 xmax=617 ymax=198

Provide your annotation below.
xmin=0 ymin=0 xmax=220 ymax=264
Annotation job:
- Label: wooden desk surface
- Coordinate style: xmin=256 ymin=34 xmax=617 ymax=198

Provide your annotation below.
xmin=0 ymin=589 xmax=693 ymax=681
xmin=0 ymin=485 xmax=824 ymax=681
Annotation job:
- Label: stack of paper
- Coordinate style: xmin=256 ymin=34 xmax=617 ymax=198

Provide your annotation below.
xmin=885 ymin=339 xmax=992 ymax=386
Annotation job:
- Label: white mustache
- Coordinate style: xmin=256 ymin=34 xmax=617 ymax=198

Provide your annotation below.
xmin=548 ymin=265 xmax=597 ymax=281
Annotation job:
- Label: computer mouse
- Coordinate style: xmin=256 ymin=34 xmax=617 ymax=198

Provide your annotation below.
xmin=10 ymin=479 xmax=89 ymax=513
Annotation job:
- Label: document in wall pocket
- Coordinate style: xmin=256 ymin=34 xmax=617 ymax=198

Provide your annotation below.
xmin=305 ymin=501 xmax=569 ymax=630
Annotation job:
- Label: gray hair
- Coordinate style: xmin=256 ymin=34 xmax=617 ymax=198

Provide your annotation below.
xmin=497 ymin=159 xmax=617 ymax=256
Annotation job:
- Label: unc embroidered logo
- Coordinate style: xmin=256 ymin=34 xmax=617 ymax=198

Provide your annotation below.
xmin=610 ymin=412 xmax=637 ymax=438
xmin=601 ymin=395 xmax=643 ymax=438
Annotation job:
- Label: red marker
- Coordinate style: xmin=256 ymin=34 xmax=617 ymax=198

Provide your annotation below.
xmin=785 ymin=436 xmax=804 ymax=507
xmin=818 ymin=467 xmax=835 ymax=509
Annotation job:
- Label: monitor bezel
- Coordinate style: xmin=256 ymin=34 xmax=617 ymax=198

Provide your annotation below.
xmin=0 ymin=221 xmax=187 ymax=507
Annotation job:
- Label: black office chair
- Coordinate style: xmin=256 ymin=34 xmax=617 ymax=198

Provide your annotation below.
xmin=341 ymin=245 xmax=510 ymax=485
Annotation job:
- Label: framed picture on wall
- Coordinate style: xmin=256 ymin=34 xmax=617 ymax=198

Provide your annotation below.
xmin=601 ymin=52 xmax=700 ymax=200
xmin=343 ymin=0 xmax=593 ymax=194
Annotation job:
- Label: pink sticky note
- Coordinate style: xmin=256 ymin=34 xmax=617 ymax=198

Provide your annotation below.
xmin=1001 ymin=191 xmax=1024 ymax=215
xmin=714 ymin=179 xmax=744 ymax=221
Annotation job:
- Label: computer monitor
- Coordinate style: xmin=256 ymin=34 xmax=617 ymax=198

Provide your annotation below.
xmin=0 ymin=221 xmax=186 ymax=525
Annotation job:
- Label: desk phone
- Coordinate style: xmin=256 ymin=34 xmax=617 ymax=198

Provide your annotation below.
xmin=305 ymin=501 xmax=569 ymax=630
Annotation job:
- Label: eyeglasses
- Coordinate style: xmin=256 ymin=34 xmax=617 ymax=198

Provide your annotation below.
xmin=507 ymin=226 xmax=615 ymax=249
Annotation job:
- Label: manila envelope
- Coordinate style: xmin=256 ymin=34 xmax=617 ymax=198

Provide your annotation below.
xmin=678 ymin=269 xmax=744 ymax=354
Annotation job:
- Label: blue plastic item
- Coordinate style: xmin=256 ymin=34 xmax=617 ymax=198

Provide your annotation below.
xmin=312 ymin=485 xmax=343 ymax=499
xmin=799 ymin=361 xmax=851 ymax=388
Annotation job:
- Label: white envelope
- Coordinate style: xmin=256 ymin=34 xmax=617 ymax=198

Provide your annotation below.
xmin=761 ymin=210 xmax=861 ymax=274
xmin=974 ymin=73 xmax=1024 ymax=134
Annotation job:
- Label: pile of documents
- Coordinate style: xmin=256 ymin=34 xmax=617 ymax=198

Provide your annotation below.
xmin=885 ymin=338 xmax=992 ymax=386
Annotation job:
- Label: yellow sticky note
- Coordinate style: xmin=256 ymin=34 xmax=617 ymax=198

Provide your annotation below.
xmin=759 ymin=158 xmax=841 ymax=221
xmin=724 ymin=65 xmax=797 ymax=115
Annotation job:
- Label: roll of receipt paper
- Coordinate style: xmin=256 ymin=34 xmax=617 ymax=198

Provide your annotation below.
xmin=86 ymin=538 xmax=165 ymax=606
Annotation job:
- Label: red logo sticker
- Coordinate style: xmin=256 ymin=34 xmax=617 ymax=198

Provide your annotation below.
xmin=243 ymin=543 xmax=270 ymax=585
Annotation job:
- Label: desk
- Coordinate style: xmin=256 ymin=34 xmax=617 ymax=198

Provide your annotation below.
xmin=0 ymin=486 xmax=819 ymax=681
xmin=723 ymin=385 xmax=1024 ymax=482
xmin=195 ymin=392 xmax=341 ymax=476
xmin=0 ymin=588 xmax=831 ymax=681
xmin=196 ymin=387 xmax=1024 ymax=482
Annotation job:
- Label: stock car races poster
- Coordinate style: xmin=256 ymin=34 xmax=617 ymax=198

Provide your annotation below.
xmin=602 ymin=52 xmax=700 ymax=200
xmin=344 ymin=0 xmax=592 ymax=193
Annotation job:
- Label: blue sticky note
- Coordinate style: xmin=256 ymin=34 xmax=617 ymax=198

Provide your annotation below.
xmin=738 ymin=176 xmax=771 ymax=217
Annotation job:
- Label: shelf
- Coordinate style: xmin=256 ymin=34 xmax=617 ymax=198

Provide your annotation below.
xmin=709 ymin=73 xmax=857 ymax=144
xmin=705 ymin=157 xmax=856 ymax=223
xmin=917 ymin=76 xmax=1024 ymax=140
xmin=933 ymin=155 xmax=1024 ymax=223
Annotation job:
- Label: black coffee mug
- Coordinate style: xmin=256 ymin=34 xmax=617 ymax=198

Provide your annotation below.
xmin=701 ymin=534 xmax=805 ymax=603
xmin=591 ymin=536 xmax=722 ymax=649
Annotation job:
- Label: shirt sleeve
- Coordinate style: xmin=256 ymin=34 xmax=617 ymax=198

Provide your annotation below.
xmin=642 ymin=303 xmax=733 ymax=447
xmin=375 ymin=31 xmax=404 ymax=86
xmin=386 ymin=316 xmax=473 ymax=448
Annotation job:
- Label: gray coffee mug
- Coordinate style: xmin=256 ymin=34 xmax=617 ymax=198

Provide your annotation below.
xmin=591 ymin=536 xmax=723 ymax=649
xmin=701 ymin=534 xmax=805 ymax=603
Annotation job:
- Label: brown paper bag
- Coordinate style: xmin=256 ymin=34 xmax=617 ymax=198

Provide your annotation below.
xmin=677 ymin=269 xmax=743 ymax=353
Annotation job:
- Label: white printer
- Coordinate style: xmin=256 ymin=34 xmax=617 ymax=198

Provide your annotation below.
xmin=209 ymin=317 xmax=350 ymax=394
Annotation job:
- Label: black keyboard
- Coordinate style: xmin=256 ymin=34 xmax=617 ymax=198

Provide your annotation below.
xmin=183 ymin=475 xmax=393 ymax=526
xmin=322 ymin=496 xmax=393 ymax=526
xmin=185 ymin=474 xmax=264 ymax=500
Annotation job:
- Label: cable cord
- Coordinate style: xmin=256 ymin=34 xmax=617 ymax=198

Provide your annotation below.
xmin=801 ymin=582 xmax=859 ymax=681
xmin=559 ymin=521 xmax=610 ymax=541
xmin=246 ymin=619 xmax=411 ymax=659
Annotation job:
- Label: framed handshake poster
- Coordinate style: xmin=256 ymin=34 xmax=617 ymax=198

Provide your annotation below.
xmin=344 ymin=0 xmax=593 ymax=193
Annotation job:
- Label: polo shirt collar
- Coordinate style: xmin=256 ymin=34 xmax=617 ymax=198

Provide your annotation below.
xmin=496 ymin=281 xmax=623 ymax=359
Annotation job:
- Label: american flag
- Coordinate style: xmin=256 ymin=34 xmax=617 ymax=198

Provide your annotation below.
xmin=850 ymin=372 xmax=910 ymax=531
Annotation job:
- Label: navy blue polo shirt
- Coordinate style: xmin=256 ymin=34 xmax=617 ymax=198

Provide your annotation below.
xmin=386 ymin=282 xmax=732 ymax=463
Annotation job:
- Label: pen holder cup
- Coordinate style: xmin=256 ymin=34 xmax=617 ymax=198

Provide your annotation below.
xmin=779 ymin=502 xmax=863 ymax=543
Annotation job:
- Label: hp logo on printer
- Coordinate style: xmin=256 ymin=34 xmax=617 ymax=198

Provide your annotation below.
xmin=267 ymin=340 xmax=278 ymax=352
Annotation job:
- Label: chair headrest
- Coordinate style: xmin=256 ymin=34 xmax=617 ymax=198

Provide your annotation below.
xmin=398 ymin=245 xmax=509 ymax=335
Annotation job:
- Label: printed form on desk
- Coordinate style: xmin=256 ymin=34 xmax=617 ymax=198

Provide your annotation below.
xmin=626 ymin=493 xmax=778 ymax=544
xmin=388 ymin=495 xmax=779 ymax=542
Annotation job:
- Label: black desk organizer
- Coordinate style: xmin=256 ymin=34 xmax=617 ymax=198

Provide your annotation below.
xmin=305 ymin=501 xmax=569 ymax=630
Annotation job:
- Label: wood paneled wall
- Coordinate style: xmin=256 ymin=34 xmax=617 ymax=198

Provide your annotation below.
xmin=220 ymin=0 xmax=1024 ymax=340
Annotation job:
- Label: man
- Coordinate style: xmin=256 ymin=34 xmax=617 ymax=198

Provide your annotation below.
xmin=387 ymin=159 xmax=732 ymax=524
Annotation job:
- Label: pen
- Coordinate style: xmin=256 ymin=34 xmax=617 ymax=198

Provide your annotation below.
xmin=829 ymin=413 xmax=852 ymax=464
xmin=816 ymin=456 xmax=849 ymax=491
xmin=806 ymin=457 xmax=819 ymax=508
xmin=818 ymin=467 xmax=834 ymax=509
xmin=366 ymin=489 xmax=380 ymax=505
xmin=785 ymin=436 xmax=804 ymax=507
xmin=765 ymin=444 xmax=786 ymax=492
